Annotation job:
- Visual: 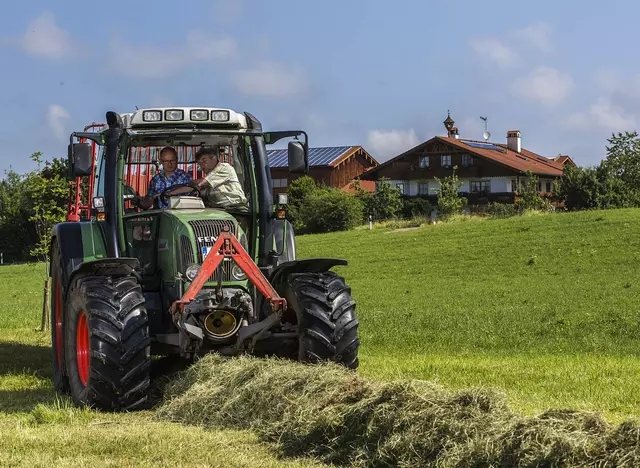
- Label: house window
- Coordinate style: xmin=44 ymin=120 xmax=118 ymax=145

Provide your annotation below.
xmin=395 ymin=183 xmax=405 ymax=194
xmin=272 ymin=178 xmax=288 ymax=188
xmin=537 ymin=181 xmax=542 ymax=192
xmin=441 ymin=155 xmax=452 ymax=167
xmin=470 ymin=180 xmax=491 ymax=194
xmin=419 ymin=156 xmax=429 ymax=168
xmin=462 ymin=154 xmax=473 ymax=166
xmin=546 ymin=181 xmax=552 ymax=193
xmin=511 ymin=179 xmax=519 ymax=192
xmin=418 ymin=182 xmax=429 ymax=195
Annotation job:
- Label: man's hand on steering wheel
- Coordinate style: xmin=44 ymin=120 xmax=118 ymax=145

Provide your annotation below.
xmin=159 ymin=183 xmax=201 ymax=205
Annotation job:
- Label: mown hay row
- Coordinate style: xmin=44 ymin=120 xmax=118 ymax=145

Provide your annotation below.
xmin=156 ymin=355 xmax=640 ymax=467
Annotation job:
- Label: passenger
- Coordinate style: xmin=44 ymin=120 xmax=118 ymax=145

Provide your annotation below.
xmin=138 ymin=146 xmax=192 ymax=209
xmin=192 ymin=146 xmax=248 ymax=210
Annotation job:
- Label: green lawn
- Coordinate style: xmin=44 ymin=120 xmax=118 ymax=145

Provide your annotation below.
xmin=297 ymin=208 xmax=640 ymax=421
xmin=1 ymin=208 xmax=639 ymax=465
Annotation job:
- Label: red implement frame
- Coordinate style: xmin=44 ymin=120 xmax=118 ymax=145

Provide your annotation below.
xmin=67 ymin=123 xmax=106 ymax=221
xmin=171 ymin=230 xmax=286 ymax=315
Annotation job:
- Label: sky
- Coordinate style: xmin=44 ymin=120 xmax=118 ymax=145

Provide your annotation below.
xmin=1 ymin=0 xmax=639 ymax=174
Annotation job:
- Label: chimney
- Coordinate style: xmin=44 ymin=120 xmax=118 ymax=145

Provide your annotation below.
xmin=507 ymin=130 xmax=521 ymax=153
xmin=451 ymin=127 xmax=460 ymax=139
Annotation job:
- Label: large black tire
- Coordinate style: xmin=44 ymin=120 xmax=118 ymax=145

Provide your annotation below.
xmin=50 ymin=240 xmax=70 ymax=394
xmin=285 ymin=271 xmax=360 ymax=369
xmin=64 ymin=275 xmax=151 ymax=411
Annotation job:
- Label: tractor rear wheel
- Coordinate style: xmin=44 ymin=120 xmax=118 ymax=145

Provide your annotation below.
xmin=64 ymin=275 xmax=151 ymax=411
xmin=285 ymin=271 xmax=359 ymax=369
xmin=50 ymin=240 xmax=69 ymax=394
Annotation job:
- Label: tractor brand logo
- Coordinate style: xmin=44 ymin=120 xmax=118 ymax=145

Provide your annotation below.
xmin=197 ymin=236 xmax=217 ymax=243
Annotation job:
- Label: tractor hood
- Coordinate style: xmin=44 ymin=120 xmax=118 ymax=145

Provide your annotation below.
xmin=157 ymin=206 xmax=249 ymax=284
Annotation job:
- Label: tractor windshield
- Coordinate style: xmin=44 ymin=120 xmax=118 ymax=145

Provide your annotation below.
xmin=123 ymin=132 xmax=254 ymax=210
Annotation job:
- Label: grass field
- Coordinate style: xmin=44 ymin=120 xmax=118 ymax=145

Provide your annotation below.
xmin=1 ymin=208 xmax=639 ymax=465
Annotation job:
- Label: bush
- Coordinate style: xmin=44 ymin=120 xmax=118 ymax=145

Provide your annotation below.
xmin=402 ymin=197 xmax=433 ymax=219
xmin=297 ymin=187 xmax=364 ymax=234
xmin=486 ymin=202 xmax=518 ymax=218
xmin=434 ymin=166 xmax=467 ymax=219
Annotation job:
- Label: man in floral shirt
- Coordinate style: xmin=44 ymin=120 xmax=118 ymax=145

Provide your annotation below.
xmin=140 ymin=146 xmax=192 ymax=209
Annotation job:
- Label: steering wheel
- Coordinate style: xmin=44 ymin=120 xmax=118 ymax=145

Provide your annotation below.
xmin=159 ymin=183 xmax=201 ymax=206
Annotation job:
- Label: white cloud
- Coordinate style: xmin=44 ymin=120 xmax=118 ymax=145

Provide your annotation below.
xmin=512 ymin=66 xmax=573 ymax=107
xmin=109 ymin=33 xmax=236 ymax=79
xmin=21 ymin=11 xmax=73 ymax=59
xmin=366 ymin=129 xmax=420 ymax=161
xmin=469 ymin=38 xmax=521 ymax=69
xmin=233 ymin=62 xmax=307 ymax=97
xmin=566 ymin=98 xmax=636 ymax=132
xmin=47 ymin=105 xmax=70 ymax=141
xmin=514 ymin=22 xmax=553 ymax=53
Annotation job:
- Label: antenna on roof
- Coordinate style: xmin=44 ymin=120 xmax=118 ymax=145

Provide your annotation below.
xmin=480 ymin=116 xmax=490 ymax=141
xmin=135 ymin=106 xmax=139 ymax=110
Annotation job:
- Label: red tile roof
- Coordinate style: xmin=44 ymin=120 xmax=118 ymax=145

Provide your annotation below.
xmin=362 ymin=136 xmax=567 ymax=179
xmin=442 ymin=137 xmax=565 ymax=176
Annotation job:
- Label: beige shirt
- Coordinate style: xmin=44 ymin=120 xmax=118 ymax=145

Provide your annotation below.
xmin=203 ymin=162 xmax=248 ymax=209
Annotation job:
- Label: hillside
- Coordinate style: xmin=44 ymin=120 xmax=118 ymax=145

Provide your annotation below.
xmin=1 ymin=208 xmax=639 ymax=466
xmin=297 ymin=208 xmax=640 ymax=418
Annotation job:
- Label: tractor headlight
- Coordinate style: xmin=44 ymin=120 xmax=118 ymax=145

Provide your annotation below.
xmin=231 ymin=264 xmax=246 ymax=281
xmin=142 ymin=110 xmax=162 ymax=122
xmin=190 ymin=109 xmax=208 ymax=121
xmin=185 ymin=264 xmax=201 ymax=282
xmin=211 ymin=110 xmax=230 ymax=121
xmin=165 ymin=109 xmax=184 ymax=121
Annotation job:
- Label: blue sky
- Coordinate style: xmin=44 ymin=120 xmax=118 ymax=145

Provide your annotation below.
xmin=1 ymin=0 xmax=639 ymax=174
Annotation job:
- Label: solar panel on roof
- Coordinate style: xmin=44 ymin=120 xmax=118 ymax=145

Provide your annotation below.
xmin=266 ymin=146 xmax=352 ymax=168
xmin=463 ymin=141 xmax=504 ymax=152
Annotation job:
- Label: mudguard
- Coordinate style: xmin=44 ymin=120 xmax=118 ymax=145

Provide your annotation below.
xmin=50 ymin=222 xmax=89 ymax=288
xmin=67 ymin=258 xmax=140 ymax=288
xmin=268 ymin=258 xmax=348 ymax=289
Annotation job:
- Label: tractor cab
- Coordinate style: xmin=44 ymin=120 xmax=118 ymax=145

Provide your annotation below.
xmin=51 ymin=107 xmax=359 ymax=411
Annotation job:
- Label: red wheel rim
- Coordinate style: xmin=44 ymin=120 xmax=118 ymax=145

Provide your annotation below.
xmin=54 ymin=279 xmax=63 ymax=367
xmin=76 ymin=311 xmax=90 ymax=386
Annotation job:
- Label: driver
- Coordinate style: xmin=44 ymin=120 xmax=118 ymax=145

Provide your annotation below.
xmin=139 ymin=146 xmax=192 ymax=209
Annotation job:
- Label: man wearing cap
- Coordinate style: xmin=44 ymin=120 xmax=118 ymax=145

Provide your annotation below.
xmin=192 ymin=146 xmax=248 ymax=210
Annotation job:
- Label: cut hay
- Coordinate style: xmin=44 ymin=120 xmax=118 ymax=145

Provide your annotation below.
xmin=157 ymin=355 xmax=640 ymax=467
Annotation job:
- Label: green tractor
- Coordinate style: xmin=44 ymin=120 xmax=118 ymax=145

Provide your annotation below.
xmin=50 ymin=107 xmax=359 ymax=411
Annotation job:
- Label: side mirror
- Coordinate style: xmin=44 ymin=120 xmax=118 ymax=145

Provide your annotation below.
xmin=68 ymin=143 xmax=93 ymax=177
xmin=288 ymin=141 xmax=308 ymax=174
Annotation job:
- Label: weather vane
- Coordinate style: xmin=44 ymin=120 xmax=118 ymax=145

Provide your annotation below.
xmin=480 ymin=116 xmax=491 ymax=141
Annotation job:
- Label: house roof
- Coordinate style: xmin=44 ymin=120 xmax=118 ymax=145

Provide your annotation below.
xmin=361 ymin=136 xmax=567 ymax=179
xmin=267 ymin=146 xmax=378 ymax=169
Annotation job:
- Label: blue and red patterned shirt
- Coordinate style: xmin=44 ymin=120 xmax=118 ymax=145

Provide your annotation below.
xmin=147 ymin=168 xmax=193 ymax=208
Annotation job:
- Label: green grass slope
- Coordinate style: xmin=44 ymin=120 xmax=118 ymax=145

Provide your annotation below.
xmin=0 ymin=208 xmax=638 ymax=465
xmin=297 ymin=208 xmax=640 ymax=419
xmin=0 ymin=264 xmax=322 ymax=467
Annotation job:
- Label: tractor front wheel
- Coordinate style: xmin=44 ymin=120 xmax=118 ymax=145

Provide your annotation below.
xmin=64 ymin=275 xmax=151 ymax=411
xmin=285 ymin=271 xmax=360 ymax=369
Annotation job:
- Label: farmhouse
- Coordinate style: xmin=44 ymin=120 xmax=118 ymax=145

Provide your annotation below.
xmin=360 ymin=113 xmax=576 ymax=204
xmin=267 ymin=146 xmax=379 ymax=194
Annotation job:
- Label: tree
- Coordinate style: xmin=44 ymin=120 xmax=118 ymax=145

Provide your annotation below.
xmin=25 ymin=152 xmax=68 ymax=264
xmin=434 ymin=166 xmax=467 ymax=218
xmin=604 ymin=131 xmax=640 ymax=189
xmin=516 ymin=170 xmax=550 ymax=211
xmin=368 ymin=178 xmax=403 ymax=221
xmin=286 ymin=176 xmax=321 ymax=232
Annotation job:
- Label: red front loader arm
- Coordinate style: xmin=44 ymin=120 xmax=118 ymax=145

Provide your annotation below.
xmin=170 ymin=230 xmax=287 ymax=315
